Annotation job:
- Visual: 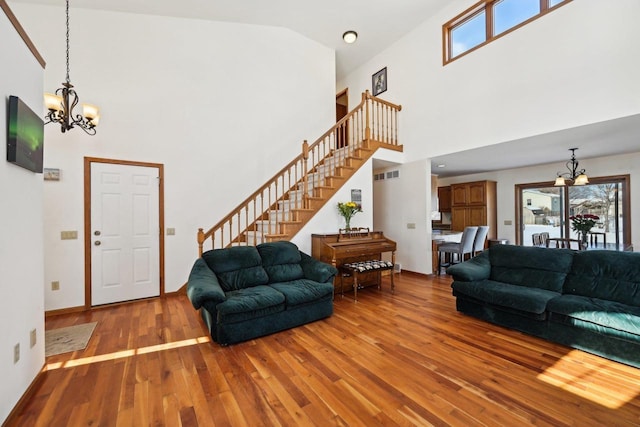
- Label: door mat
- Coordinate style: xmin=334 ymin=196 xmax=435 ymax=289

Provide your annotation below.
xmin=45 ymin=322 xmax=98 ymax=357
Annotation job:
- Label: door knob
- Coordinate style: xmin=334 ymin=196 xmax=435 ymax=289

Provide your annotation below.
xmin=94 ymin=241 xmax=101 ymax=246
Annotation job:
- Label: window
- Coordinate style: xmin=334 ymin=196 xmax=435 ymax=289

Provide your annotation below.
xmin=515 ymin=176 xmax=631 ymax=249
xmin=443 ymin=0 xmax=572 ymax=64
xmin=493 ymin=0 xmax=538 ymax=36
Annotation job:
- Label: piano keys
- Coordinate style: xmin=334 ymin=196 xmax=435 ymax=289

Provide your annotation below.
xmin=311 ymin=230 xmax=397 ymax=294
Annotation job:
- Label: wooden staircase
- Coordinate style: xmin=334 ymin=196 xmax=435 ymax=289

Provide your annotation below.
xmin=197 ymin=91 xmax=402 ymax=255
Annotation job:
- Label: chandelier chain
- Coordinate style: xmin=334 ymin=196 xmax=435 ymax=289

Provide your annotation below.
xmin=65 ymin=0 xmax=70 ymax=84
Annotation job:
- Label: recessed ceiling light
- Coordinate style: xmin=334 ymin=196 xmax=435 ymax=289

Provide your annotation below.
xmin=342 ymin=31 xmax=358 ymax=44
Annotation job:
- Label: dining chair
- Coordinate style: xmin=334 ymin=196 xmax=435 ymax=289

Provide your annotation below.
xmin=472 ymin=226 xmax=490 ymax=256
xmin=589 ymin=231 xmax=607 ymax=247
xmin=539 ymin=232 xmax=550 ymax=247
xmin=531 ymin=233 xmax=542 ymax=246
xmin=437 ymin=226 xmax=478 ymax=275
xmin=545 ymin=237 xmax=584 ymax=250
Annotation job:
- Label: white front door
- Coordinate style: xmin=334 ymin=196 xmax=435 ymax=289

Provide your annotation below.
xmin=91 ymin=162 xmax=160 ymax=305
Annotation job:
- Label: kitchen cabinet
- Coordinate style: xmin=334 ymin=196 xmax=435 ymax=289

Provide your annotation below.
xmin=437 ymin=186 xmax=451 ymax=212
xmin=452 ymin=181 xmax=488 ymax=206
xmin=450 ymin=180 xmax=497 ymax=241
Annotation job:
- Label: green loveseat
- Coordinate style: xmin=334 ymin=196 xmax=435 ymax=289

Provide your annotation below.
xmin=187 ymin=241 xmax=337 ymax=345
xmin=448 ymin=244 xmax=640 ymax=368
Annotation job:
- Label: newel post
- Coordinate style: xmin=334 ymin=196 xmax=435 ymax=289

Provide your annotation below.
xmin=197 ymin=228 xmax=205 ymax=256
xmin=302 ymin=140 xmax=309 ymax=208
xmin=363 ymin=91 xmax=371 ymax=142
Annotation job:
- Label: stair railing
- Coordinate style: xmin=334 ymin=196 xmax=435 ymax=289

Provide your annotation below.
xmin=197 ymin=90 xmax=401 ymax=255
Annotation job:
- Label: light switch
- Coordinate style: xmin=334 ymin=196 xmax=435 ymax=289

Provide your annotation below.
xmin=61 ymin=230 xmax=78 ymax=240
xmin=407 ymin=223 xmax=416 ymax=229
xmin=167 ymin=228 xmax=176 ymax=236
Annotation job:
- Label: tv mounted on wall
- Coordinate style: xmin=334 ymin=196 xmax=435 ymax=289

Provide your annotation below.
xmin=7 ymin=95 xmax=44 ymax=173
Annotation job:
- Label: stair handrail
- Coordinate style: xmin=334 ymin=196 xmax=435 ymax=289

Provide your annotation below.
xmin=197 ymin=91 xmax=402 ymax=255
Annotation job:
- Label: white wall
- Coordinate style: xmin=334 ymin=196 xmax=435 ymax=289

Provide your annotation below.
xmin=339 ymin=0 xmax=640 ymax=273
xmin=0 ymin=6 xmax=45 ymax=423
xmin=373 ymin=159 xmax=431 ymax=274
xmin=10 ymin=3 xmax=336 ymax=310
xmin=292 ymin=158 xmax=375 ymax=255
xmin=340 ymin=0 xmax=640 ymax=158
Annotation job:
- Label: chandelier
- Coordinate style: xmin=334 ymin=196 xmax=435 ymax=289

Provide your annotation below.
xmin=44 ymin=0 xmax=99 ymax=135
xmin=554 ymin=148 xmax=589 ymax=186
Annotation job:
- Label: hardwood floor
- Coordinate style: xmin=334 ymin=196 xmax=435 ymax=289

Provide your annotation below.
xmin=8 ymin=274 xmax=640 ymax=426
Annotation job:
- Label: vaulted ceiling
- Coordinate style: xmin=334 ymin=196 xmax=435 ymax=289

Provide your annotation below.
xmin=9 ymin=0 xmax=449 ymax=81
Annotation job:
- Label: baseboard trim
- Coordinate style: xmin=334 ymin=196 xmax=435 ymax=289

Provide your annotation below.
xmin=2 ymin=363 xmax=47 ymax=426
xmin=44 ymin=285 xmax=188 ymax=317
xmin=45 ymin=305 xmax=86 ymax=318
xmin=399 ymin=269 xmax=431 ymax=279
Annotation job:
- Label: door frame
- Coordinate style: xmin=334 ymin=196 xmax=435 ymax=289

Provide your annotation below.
xmin=84 ymin=157 xmax=165 ymax=309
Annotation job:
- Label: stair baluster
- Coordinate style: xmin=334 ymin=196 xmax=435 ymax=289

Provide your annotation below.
xmin=197 ymin=91 xmax=402 ymax=255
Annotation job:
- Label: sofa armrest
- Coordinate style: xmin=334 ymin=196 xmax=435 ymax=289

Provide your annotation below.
xmin=186 ymin=258 xmax=227 ymax=309
xmin=300 ymin=252 xmax=338 ymax=283
xmin=446 ymin=251 xmax=491 ymax=281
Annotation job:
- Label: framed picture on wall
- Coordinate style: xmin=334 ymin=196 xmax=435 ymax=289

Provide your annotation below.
xmin=372 ymin=67 xmax=387 ymax=96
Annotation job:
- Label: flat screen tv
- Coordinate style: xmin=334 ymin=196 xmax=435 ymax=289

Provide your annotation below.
xmin=7 ymin=95 xmax=44 ymax=173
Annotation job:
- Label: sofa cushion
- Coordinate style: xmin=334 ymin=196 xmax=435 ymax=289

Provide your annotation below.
xmin=257 ymin=241 xmax=304 ymax=283
xmin=452 ymin=279 xmax=561 ymax=315
xmin=270 ymin=279 xmax=335 ymax=306
xmin=488 ymin=244 xmax=574 ymax=292
xmin=202 ymin=246 xmax=269 ymax=291
xmin=547 ymin=294 xmax=640 ymax=340
xmin=563 ymin=251 xmax=640 ymax=307
xmin=216 ymin=285 xmax=285 ymax=324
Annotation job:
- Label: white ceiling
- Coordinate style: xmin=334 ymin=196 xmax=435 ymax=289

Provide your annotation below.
xmin=430 ymin=114 xmax=640 ymax=178
xmin=9 ymin=0 xmax=449 ymax=81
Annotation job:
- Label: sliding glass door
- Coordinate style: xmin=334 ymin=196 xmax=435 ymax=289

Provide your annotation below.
xmin=516 ymin=175 xmax=630 ymax=248
xmin=519 ymin=185 xmax=564 ymax=246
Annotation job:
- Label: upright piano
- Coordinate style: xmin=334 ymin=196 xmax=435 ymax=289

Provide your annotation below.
xmin=311 ymin=230 xmax=397 ymax=295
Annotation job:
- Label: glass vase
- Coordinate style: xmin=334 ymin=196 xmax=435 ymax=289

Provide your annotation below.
xmin=581 ymin=231 xmax=589 ymax=250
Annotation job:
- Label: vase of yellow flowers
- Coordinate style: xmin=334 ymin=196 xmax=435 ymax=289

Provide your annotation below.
xmin=337 ymin=201 xmax=361 ymax=230
xmin=569 ymin=213 xmax=600 ymax=249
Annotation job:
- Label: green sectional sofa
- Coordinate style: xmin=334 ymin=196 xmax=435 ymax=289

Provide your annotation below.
xmin=448 ymin=244 xmax=640 ymax=368
xmin=187 ymin=241 xmax=337 ymax=345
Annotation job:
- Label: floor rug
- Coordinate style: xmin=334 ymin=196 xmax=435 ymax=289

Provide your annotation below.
xmin=45 ymin=322 xmax=98 ymax=357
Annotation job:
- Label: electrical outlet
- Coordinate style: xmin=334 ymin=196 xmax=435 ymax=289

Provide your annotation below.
xmin=30 ymin=329 xmax=37 ymax=348
xmin=407 ymin=223 xmax=416 ymax=229
xmin=14 ymin=343 xmax=20 ymax=364
xmin=166 ymin=228 xmax=175 ymax=236
xmin=51 ymin=281 xmax=60 ymax=291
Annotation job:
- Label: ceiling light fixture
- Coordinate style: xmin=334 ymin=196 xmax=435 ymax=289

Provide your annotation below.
xmin=342 ymin=31 xmax=358 ymax=44
xmin=44 ymin=0 xmax=100 ymax=135
xmin=554 ymin=148 xmax=589 ymax=186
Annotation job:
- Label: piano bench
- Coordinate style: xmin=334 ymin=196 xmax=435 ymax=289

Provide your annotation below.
xmin=340 ymin=260 xmax=395 ymax=301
